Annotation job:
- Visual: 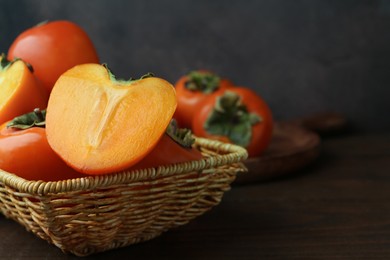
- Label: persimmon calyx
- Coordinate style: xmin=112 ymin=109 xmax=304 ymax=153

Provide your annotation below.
xmin=166 ymin=119 xmax=195 ymax=148
xmin=0 ymin=53 xmax=33 ymax=73
xmin=185 ymin=70 xmax=221 ymax=94
xmin=7 ymin=108 xmax=46 ymax=129
xmin=102 ymin=63 xmax=154 ymax=84
xmin=0 ymin=54 xmax=18 ymax=71
xmin=203 ymin=91 xmax=261 ymax=147
xmin=0 ymin=54 xmax=10 ymax=70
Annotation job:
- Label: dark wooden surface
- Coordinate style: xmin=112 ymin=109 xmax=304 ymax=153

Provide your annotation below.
xmin=1 ymin=133 xmax=390 ymax=259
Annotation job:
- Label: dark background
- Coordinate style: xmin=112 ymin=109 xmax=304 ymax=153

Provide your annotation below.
xmin=0 ymin=0 xmax=389 ymax=132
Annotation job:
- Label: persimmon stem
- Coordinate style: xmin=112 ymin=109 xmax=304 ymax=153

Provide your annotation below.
xmin=35 ymin=20 xmax=49 ymax=27
xmin=34 ymin=108 xmax=45 ymax=122
xmin=140 ymin=72 xmax=154 ymax=79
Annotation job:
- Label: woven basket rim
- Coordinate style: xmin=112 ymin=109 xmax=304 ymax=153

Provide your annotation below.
xmin=0 ymin=137 xmax=247 ymax=195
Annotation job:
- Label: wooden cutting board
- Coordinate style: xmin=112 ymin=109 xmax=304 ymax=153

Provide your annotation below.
xmin=235 ymin=112 xmax=347 ymax=184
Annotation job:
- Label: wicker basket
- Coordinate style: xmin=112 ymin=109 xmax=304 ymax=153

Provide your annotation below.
xmin=0 ymin=137 xmax=247 ymax=256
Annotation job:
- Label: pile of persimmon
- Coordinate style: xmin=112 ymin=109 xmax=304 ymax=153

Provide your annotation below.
xmin=174 ymin=70 xmax=273 ymax=158
xmin=0 ymin=20 xmax=202 ymax=181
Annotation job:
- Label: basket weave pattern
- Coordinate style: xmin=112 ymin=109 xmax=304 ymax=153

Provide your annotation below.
xmin=0 ymin=137 xmax=247 ymax=256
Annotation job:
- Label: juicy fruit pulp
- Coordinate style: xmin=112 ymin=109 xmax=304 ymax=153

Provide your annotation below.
xmin=0 ymin=58 xmax=48 ymax=124
xmin=46 ymin=64 xmax=177 ymax=174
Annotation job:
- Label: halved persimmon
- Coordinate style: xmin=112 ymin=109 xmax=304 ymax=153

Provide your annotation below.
xmin=46 ymin=64 xmax=177 ymax=175
xmin=0 ymin=55 xmax=48 ymax=124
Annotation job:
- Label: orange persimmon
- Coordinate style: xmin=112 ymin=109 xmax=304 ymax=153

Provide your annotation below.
xmin=0 ymin=110 xmax=84 ymax=182
xmin=8 ymin=20 xmax=99 ymax=93
xmin=173 ymin=70 xmax=233 ymax=128
xmin=192 ymin=88 xmax=273 ymax=157
xmin=0 ymin=55 xmax=48 ymax=124
xmin=46 ymin=64 xmax=177 ymax=175
xmin=131 ymin=122 xmax=203 ymax=170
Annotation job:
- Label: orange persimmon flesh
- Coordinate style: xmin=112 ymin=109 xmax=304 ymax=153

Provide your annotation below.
xmin=46 ymin=64 xmax=177 ymax=175
xmin=0 ymin=57 xmax=48 ymax=124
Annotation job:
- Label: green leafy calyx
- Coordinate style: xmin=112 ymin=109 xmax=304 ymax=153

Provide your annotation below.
xmin=166 ymin=119 xmax=195 ymax=148
xmin=185 ymin=71 xmax=221 ymax=94
xmin=0 ymin=53 xmax=33 ymax=73
xmin=7 ymin=108 xmax=46 ymax=129
xmin=203 ymin=91 xmax=262 ymax=147
xmin=103 ymin=63 xmax=154 ymax=84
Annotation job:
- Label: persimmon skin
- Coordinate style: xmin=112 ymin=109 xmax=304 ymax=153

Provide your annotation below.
xmin=130 ymin=134 xmax=203 ymax=170
xmin=0 ymin=123 xmax=84 ymax=181
xmin=46 ymin=64 xmax=177 ymax=175
xmin=8 ymin=20 xmax=99 ymax=92
xmin=0 ymin=58 xmax=48 ymax=125
xmin=174 ymin=71 xmax=233 ymax=128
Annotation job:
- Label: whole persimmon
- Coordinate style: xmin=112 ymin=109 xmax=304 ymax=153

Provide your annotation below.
xmin=192 ymin=88 xmax=273 ymax=157
xmin=131 ymin=120 xmax=203 ymax=170
xmin=0 ymin=109 xmax=84 ymax=181
xmin=8 ymin=20 xmax=99 ymax=92
xmin=174 ymin=70 xmax=233 ymax=128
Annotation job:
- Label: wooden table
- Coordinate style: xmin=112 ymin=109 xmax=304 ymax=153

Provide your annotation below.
xmin=1 ymin=133 xmax=389 ymax=259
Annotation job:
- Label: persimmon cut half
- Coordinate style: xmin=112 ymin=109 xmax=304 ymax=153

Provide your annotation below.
xmin=46 ymin=64 xmax=177 ymax=175
xmin=0 ymin=56 xmax=48 ymax=124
